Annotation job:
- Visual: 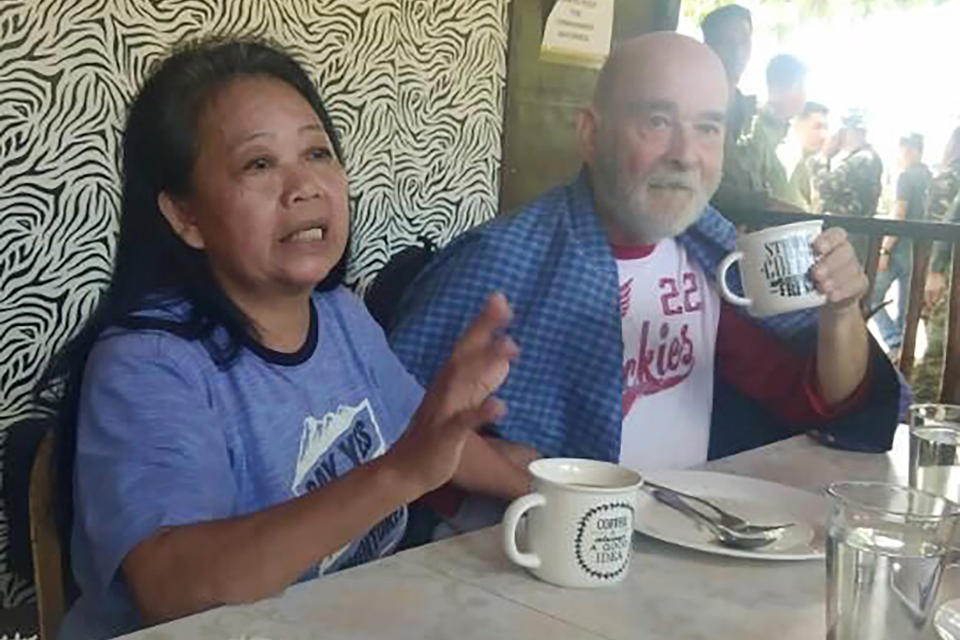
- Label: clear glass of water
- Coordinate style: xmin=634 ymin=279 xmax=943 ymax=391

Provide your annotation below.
xmin=909 ymin=405 xmax=960 ymax=639
xmin=910 ymin=404 xmax=960 ymax=503
xmin=826 ymin=481 xmax=960 ymax=640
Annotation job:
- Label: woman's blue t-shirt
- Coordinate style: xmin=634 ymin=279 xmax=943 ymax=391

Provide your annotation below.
xmin=60 ymin=287 xmax=424 ymax=640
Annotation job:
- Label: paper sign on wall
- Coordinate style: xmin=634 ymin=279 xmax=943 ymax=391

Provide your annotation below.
xmin=540 ymin=0 xmax=614 ymax=70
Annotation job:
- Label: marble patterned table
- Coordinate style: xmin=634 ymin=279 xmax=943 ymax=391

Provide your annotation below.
xmin=119 ymin=428 xmax=923 ymax=640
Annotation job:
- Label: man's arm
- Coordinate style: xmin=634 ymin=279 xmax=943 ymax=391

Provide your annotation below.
xmin=715 ymin=303 xmax=869 ymax=427
xmin=715 ymin=228 xmax=871 ymax=421
xmin=812 ymin=227 xmax=870 ymax=404
xmin=880 ymin=172 xmax=913 ymax=266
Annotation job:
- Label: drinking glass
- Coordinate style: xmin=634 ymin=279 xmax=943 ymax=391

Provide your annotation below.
xmin=910 ymin=404 xmax=960 ymax=503
xmin=826 ymin=481 xmax=960 ymax=640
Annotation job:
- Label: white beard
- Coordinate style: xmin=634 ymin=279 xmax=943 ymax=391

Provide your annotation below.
xmin=595 ymin=157 xmax=719 ymax=244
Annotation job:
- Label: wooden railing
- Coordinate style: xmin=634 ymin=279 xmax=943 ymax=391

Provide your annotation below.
xmin=725 ymin=209 xmax=960 ymax=403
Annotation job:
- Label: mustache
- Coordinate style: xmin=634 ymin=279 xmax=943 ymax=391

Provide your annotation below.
xmin=643 ymin=169 xmax=700 ymax=191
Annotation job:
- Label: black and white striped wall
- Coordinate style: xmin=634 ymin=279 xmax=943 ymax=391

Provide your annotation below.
xmin=0 ymin=0 xmax=509 ymax=609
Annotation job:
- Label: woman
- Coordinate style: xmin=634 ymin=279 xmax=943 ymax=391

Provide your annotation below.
xmin=41 ymin=38 xmax=529 ymax=640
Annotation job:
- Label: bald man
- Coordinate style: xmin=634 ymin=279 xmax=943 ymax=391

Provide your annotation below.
xmin=390 ymin=33 xmax=901 ymax=534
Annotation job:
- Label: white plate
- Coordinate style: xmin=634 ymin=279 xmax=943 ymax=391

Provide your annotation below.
xmin=634 ymin=470 xmax=827 ymax=561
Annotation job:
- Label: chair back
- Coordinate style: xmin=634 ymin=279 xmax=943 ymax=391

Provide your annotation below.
xmin=365 ymin=237 xmax=436 ymax=330
xmin=29 ymin=430 xmax=66 ymax=639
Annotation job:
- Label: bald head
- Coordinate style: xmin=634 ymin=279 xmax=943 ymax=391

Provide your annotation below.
xmin=594 ymin=32 xmax=729 ymax=113
xmin=578 ymin=33 xmax=728 ymax=245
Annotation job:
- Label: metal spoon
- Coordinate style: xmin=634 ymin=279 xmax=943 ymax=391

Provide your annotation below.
xmin=643 ymin=481 xmax=794 ymax=534
xmin=648 ymin=488 xmax=788 ymax=550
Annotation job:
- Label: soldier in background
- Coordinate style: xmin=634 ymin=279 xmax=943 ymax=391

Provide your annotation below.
xmin=703 ymin=4 xmax=809 ymax=217
xmin=717 ymin=54 xmax=808 ymax=211
xmin=811 ymin=110 xmax=884 ymax=262
xmin=913 ymin=126 xmax=960 ymax=399
xmin=702 ymin=4 xmax=755 ymax=144
xmin=924 ymin=126 xmax=960 ymax=305
xmin=787 ymin=101 xmax=830 ymax=210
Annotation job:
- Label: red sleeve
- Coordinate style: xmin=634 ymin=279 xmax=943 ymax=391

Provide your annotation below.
xmin=715 ymin=302 xmax=870 ymax=425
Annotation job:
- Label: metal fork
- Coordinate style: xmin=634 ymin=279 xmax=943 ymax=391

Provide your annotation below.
xmin=643 ymin=481 xmax=794 ymax=534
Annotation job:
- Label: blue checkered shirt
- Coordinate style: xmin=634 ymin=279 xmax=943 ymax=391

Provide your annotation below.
xmin=389 ymin=172 xmax=905 ymax=461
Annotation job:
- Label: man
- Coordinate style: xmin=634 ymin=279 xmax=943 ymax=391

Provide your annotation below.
xmin=787 ymin=101 xmax=830 ymax=210
xmin=924 ymin=126 xmax=960 ymax=307
xmin=701 ymin=4 xmax=763 ymax=218
xmin=717 ymin=54 xmax=809 ymax=211
xmin=813 ymin=111 xmax=884 ymax=218
xmin=912 ymin=127 xmax=960 ymax=398
xmin=390 ymin=33 xmax=900 ymax=528
xmin=811 ymin=110 xmax=883 ymax=264
xmin=702 ymin=4 xmax=754 ymax=144
xmin=870 ymin=133 xmax=932 ymax=356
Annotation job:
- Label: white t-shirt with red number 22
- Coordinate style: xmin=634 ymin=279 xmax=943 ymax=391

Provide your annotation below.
xmin=615 ymin=239 xmax=721 ymax=471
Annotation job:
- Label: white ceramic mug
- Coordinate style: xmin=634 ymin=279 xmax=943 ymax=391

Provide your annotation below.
xmin=716 ymin=220 xmax=826 ymax=318
xmin=502 ymin=458 xmax=642 ymax=588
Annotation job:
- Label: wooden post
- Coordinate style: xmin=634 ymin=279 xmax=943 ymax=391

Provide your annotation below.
xmin=941 ymin=243 xmax=960 ymax=403
xmin=900 ymin=239 xmax=933 ymax=380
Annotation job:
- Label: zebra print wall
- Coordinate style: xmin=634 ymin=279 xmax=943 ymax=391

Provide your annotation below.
xmin=0 ymin=0 xmax=508 ymax=608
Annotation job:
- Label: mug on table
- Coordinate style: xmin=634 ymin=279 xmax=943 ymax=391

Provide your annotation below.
xmin=502 ymin=458 xmax=642 ymax=588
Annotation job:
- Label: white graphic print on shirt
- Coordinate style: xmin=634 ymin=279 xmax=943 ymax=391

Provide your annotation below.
xmin=292 ymin=400 xmax=387 ymax=493
xmin=617 ymin=240 xmax=721 ymax=471
xmin=291 ymin=400 xmax=403 ymax=574
xmin=620 ymin=272 xmax=702 ymax=415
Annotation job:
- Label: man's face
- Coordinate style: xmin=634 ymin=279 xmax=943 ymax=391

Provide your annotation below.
xmin=797 ymin=112 xmax=828 ymax=154
xmin=780 ymin=80 xmax=807 ymax=120
xmin=707 ymin=18 xmax=752 ymax=86
xmin=588 ymin=54 xmax=727 ymax=244
xmin=898 ymin=143 xmax=920 ymax=169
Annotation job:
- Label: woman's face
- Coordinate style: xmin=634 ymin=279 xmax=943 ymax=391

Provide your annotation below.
xmin=161 ymin=74 xmax=348 ymax=303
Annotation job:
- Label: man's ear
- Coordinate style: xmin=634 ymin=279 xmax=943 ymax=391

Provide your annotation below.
xmin=576 ymin=106 xmax=599 ymax=166
xmin=158 ymin=191 xmax=205 ymax=250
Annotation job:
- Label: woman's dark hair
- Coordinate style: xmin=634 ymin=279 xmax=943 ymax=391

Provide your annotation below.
xmin=35 ymin=37 xmax=348 ymax=541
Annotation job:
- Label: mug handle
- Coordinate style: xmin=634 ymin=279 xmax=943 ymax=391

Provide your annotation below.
xmin=716 ymin=251 xmax=752 ymax=307
xmin=503 ymin=492 xmax=546 ymax=568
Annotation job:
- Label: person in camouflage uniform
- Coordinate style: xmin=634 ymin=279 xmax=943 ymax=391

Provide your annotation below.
xmin=926 ymin=127 xmax=960 ymax=281
xmin=715 ymin=54 xmax=808 ymax=211
xmin=812 ymin=111 xmax=884 ymax=218
xmin=914 ymin=126 xmax=960 ymax=400
xmin=788 ymin=101 xmax=830 ymax=210
xmin=810 ymin=110 xmax=884 ymax=262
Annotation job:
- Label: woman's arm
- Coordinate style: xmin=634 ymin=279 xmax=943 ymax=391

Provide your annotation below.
xmin=124 ymin=453 xmax=419 ymax=623
xmin=450 ymin=432 xmax=535 ymax=500
xmin=121 ymin=294 xmax=518 ymax=624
